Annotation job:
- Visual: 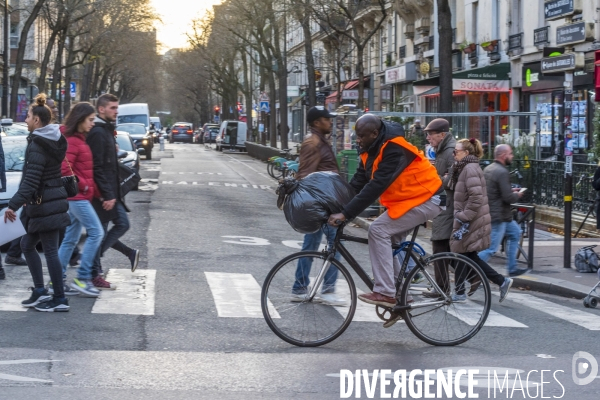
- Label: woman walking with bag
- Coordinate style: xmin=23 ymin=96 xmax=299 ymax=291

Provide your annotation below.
xmin=449 ymin=138 xmax=513 ymax=303
xmin=3 ymin=94 xmax=71 ymax=312
xmin=57 ymin=102 xmax=104 ymax=297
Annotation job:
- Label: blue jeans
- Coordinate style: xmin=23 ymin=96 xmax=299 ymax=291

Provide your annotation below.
xmin=292 ymin=225 xmax=340 ymax=294
xmin=59 ymin=200 xmax=104 ymax=280
xmin=92 ymin=201 xmax=131 ymax=276
xmin=478 ymin=220 xmax=521 ymax=273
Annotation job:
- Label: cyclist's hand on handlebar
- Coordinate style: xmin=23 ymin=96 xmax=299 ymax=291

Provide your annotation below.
xmin=328 ymin=213 xmax=346 ymax=226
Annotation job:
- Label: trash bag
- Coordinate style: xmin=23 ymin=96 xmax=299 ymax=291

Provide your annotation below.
xmin=276 ymin=171 xmax=354 ymax=234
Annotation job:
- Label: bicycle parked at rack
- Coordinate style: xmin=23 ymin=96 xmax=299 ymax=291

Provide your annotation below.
xmin=261 ymin=222 xmax=492 ymax=347
xmin=267 ymin=148 xmax=299 ymax=180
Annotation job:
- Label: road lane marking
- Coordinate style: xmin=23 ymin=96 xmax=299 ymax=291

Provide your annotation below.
xmin=334 ymin=284 xmax=387 ymax=322
xmin=496 ymin=292 xmax=600 ymax=330
xmin=160 ymin=181 xmax=272 ymax=189
xmin=205 ymin=272 xmax=279 ymax=318
xmin=91 ymin=269 xmax=156 ymax=315
xmin=445 ymin=301 xmax=528 ymax=328
xmin=222 ymin=236 xmax=271 ymax=246
xmin=0 ymin=267 xmax=48 ymax=312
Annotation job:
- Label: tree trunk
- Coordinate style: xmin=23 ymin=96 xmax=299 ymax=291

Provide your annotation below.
xmin=50 ymin=30 xmax=67 ymax=102
xmin=80 ymin=59 xmax=94 ymax=101
xmin=356 ymin=46 xmax=365 ymax=110
xmin=91 ymin=59 xmax=101 ymax=98
xmin=268 ymin=71 xmax=277 ymax=148
xmin=62 ymin=36 xmax=76 ymax=115
xmin=38 ymin=23 xmax=60 ymax=93
xmin=241 ymin=50 xmax=253 ymax=141
xmin=437 ymin=0 xmax=453 ymax=113
xmin=294 ymin=1 xmax=316 ymax=107
xmin=10 ymin=0 xmax=47 ymax=119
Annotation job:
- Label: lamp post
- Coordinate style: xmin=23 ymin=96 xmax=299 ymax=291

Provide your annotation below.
xmin=2 ymin=0 xmax=9 ymax=117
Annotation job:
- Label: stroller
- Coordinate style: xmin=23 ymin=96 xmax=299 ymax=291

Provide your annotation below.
xmin=583 ymin=269 xmax=600 ymax=309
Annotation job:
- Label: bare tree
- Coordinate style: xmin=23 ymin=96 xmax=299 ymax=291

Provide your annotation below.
xmin=437 ymin=0 xmax=453 ymax=113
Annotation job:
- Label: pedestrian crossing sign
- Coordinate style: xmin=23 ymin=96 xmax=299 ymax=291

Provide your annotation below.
xmin=260 ymin=101 xmax=270 ymax=113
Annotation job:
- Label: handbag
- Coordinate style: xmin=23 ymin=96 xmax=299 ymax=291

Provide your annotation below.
xmin=118 ymin=162 xmax=141 ymax=196
xmin=62 ymin=157 xmax=80 ymax=198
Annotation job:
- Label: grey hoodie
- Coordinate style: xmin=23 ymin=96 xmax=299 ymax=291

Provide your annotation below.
xmin=32 ymin=124 xmax=61 ymax=141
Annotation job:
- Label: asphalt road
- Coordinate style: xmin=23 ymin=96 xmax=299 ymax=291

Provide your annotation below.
xmin=1 ymin=142 xmax=599 ymax=399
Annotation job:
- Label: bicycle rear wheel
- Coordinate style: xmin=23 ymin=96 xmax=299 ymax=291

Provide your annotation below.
xmin=261 ymin=251 xmax=357 ymax=347
xmin=399 ymin=252 xmax=491 ymax=346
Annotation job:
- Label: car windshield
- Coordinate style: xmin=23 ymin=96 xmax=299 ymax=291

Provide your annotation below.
xmin=2 ymin=137 xmax=27 ymax=171
xmin=115 ymin=134 xmax=134 ymax=151
xmin=117 ymin=115 xmax=147 ymax=126
xmin=117 ymin=124 xmax=146 ymax=135
xmin=2 ymin=124 xmax=29 ymax=136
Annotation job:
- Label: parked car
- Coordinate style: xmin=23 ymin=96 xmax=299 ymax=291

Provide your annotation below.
xmin=216 ymin=120 xmax=247 ymax=152
xmin=169 ymin=122 xmax=194 ymax=143
xmin=201 ymin=123 xmax=220 ymax=144
xmin=115 ymin=122 xmax=153 ymax=160
xmin=0 ymin=135 xmax=27 ymax=210
xmin=115 ymin=131 xmax=141 ymax=180
xmin=1 ymin=119 xmax=29 ymax=137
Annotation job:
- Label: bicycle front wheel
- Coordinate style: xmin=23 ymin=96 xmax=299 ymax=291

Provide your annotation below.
xmin=400 ymin=252 xmax=491 ymax=346
xmin=261 ymin=251 xmax=357 ymax=347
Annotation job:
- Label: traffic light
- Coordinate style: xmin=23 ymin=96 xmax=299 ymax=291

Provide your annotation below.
xmin=236 ymin=102 xmax=242 ymax=112
xmin=214 ymin=106 xmax=220 ymax=114
xmin=315 ymin=69 xmax=322 ymax=81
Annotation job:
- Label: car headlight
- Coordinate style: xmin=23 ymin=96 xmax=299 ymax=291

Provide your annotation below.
xmin=142 ymin=139 xmax=148 ymax=145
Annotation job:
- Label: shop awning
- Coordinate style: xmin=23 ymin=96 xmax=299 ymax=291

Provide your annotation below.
xmin=417 ymin=87 xmax=440 ymax=96
xmin=326 ymin=91 xmax=338 ymax=99
xmin=344 ymin=80 xmax=359 ymax=90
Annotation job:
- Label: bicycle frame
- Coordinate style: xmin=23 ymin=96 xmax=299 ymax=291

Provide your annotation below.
xmin=307 ymin=223 xmax=450 ymax=311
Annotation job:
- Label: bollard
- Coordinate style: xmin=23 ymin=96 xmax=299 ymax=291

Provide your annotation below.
xmin=159 ymin=135 xmax=165 ymax=151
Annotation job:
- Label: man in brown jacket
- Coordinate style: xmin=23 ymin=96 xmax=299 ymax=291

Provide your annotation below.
xmin=291 ymin=106 xmax=346 ymax=306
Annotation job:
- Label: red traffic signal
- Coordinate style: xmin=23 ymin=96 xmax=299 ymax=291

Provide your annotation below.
xmin=214 ymin=106 xmax=220 ymax=113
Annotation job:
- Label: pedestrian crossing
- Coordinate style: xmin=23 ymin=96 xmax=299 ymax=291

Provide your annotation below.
xmin=2 ymin=269 xmax=600 ymax=331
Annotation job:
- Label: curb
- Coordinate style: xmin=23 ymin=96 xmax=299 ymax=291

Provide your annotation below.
xmin=353 ymin=217 xmax=591 ymax=300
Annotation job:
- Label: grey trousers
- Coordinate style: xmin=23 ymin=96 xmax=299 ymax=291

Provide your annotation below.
xmin=368 ymin=200 xmax=443 ymax=297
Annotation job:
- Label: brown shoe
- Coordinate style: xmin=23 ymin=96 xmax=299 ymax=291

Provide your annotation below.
xmin=358 ymin=292 xmax=396 ymax=307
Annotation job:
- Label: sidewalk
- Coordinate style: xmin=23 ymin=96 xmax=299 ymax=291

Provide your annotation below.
xmin=353 ymin=217 xmax=599 ymax=300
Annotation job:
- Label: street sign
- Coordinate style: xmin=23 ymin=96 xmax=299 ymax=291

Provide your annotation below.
xmin=214 ymin=115 xmax=220 ymax=123
xmin=70 ymin=82 xmax=76 ymax=98
xmin=258 ymin=123 xmax=264 ymax=132
xmin=287 ymin=86 xmax=299 ymax=97
xmin=259 ymin=101 xmax=270 ymax=113
xmin=544 ymin=0 xmax=580 ymax=21
xmin=541 ymin=53 xmax=579 ymax=73
xmin=556 ymin=21 xmax=592 ymax=46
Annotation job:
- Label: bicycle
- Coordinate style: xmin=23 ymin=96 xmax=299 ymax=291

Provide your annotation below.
xmin=267 ymin=148 xmax=297 ymax=180
xmin=261 ymin=222 xmax=492 ymax=347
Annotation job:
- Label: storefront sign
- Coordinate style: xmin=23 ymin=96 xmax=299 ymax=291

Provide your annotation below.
xmin=287 ymin=86 xmax=300 ymax=97
xmin=544 ymin=0 xmax=580 ymax=21
xmin=541 ymin=54 xmax=577 ymax=73
xmin=342 ymin=89 xmax=369 ymax=100
xmin=384 ymin=64 xmax=416 ymax=84
xmin=452 ymin=63 xmax=510 ymax=92
xmin=453 ymin=79 xmax=510 ymax=92
xmin=556 ymin=21 xmax=591 ymax=46
xmin=385 ymin=67 xmax=401 ymax=83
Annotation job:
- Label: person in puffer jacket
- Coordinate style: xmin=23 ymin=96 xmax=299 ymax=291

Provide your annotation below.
xmin=4 ymin=94 xmax=71 ymax=312
xmin=57 ymin=102 xmax=104 ymax=298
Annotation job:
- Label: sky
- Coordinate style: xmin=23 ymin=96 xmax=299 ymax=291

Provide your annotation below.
xmin=151 ymin=0 xmax=222 ymax=54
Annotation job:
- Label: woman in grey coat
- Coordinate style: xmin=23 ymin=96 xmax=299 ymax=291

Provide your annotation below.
xmin=449 ymin=138 xmax=512 ymax=303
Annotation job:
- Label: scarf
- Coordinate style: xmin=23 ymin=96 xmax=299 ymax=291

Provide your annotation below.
xmin=449 ymin=154 xmax=480 ymax=190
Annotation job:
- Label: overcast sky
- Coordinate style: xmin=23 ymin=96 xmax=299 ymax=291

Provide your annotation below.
xmin=151 ymin=0 xmax=222 ymax=53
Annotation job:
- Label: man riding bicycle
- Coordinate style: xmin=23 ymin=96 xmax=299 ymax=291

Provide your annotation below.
xmin=328 ymin=114 xmax=444 ymax=308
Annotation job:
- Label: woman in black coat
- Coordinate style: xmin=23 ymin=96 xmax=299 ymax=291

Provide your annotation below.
xmin=4 ymin=94 xmax=71 ymax=312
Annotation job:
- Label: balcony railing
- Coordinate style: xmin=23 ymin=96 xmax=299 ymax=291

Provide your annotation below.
xmin=534 ymin=26 xmax=550 ymax=46
xmin=508 ymin=33 xmax=523 ymax=50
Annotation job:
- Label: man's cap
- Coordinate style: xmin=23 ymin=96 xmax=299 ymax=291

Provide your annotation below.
xmin=414 ymin=119 xmax=421 ymax=123
xmin=307 ymin=106 xmax=337 ymax=124
xmin=423 ymin=118 xmax=449 ymax=132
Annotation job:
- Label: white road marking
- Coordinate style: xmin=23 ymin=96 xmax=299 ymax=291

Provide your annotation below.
xmin=334 ymin=284 xmax=387 ymax=322
xmin=91 ymin=269 xmax=156 ymax=315
xmin=222 ymin=236 xmax=271 ymax=246
xmin=0 ymin=267 xmax=48 ymax=312
xmin=0 ymin=359 xmax=61 ymax=383
xmin=159 ymin=181 xmax=272 ymax=189
xmin=497 ymin=292 xmax=600 ymax=330
xmin=205 ymin=272 xmax=278 ymax=318
xmin=445 ymin=301 xmax=528 ymax=328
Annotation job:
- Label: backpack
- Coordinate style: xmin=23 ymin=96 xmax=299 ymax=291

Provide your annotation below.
xmin=574 ymin=245 xmax=600 ymax=273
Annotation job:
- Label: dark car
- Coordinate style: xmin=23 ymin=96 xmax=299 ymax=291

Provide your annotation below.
xmin=115 ymin=132 xmax=141 ymax=185
xmin=201 ymin=124 xmax=220 ymax=144
xmin=169 ymin=122 xmax=194 ymax=143
xmin=116 ymin=123 xmax=154 ymax=160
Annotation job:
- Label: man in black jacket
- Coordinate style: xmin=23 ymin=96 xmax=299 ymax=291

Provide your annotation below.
xmin=87 ymin=94 xmax=140 ymax=290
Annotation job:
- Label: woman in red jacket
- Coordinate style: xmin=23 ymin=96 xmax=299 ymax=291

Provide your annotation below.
xmin=57 ymin=102 xmax=104 ymax=297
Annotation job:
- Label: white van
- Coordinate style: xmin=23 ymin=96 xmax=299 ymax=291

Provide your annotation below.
xmin=117 ymin=103 xmax=150 ymax=128
xmin=216 ymin=120 xmax=247 ymax=152
xmin=149 ymin=116 xmax=162 ymax=132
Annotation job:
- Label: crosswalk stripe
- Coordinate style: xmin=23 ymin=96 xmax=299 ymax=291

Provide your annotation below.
xmin=0 ymin=267 xmax=49 ymax=312
xmin=445 ymin=301 xmax=528 ymax=328
xmin=205 ymin=272 xmax=279 ymax=318
xmin=498 ymin=292 xmax=600 ymax=330
xmin=91 ymin=269 xmax=156 ymax=315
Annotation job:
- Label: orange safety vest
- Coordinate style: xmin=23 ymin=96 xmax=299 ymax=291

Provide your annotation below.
xmin=360 ymin=136 xmax=441 ymax=219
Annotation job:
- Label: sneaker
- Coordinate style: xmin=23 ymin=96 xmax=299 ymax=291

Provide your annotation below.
xmin=499 ymin=278 xmax=513 ymax=303
xmin=508 ymin=268 xmax=531 ymax=277
xmin=382 ymin=313 xmax=403 ymax=328
xmin=34 ymin=297 xmax=70 ymax=312
xmin=92 ymin=275 xmax=117 ymax=290
xmin=47 ymin=281 xmax=79 ymax=296
xmin=451 ymin=293 xmax=467 ymax=303
xmin=21 ymin=287 xmax=52 ymax=308
xmin=315 ymin=293 xmax=347 ymax=306
xmin=129 ymin=249 xmax=140 ymax=272
xmin=411 ymin=272 xmax=425 ymax=284
xmin=71 ymin=278 xmax=100 ymax=297
xmin=0 ymin=267 xmax=5 ymax=280
xmin=5 ymin=256 xmax=27 ymax=266
xmin=422 ymin=289 xmax=444 ymax=299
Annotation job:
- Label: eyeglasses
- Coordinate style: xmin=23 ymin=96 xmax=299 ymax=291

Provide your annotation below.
xmin=425 ymin=131 xmax=439 ymax=137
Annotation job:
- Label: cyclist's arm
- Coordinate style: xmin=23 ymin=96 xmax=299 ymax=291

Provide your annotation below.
xmin=342 ymin=143 xmax=415 ymax=219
